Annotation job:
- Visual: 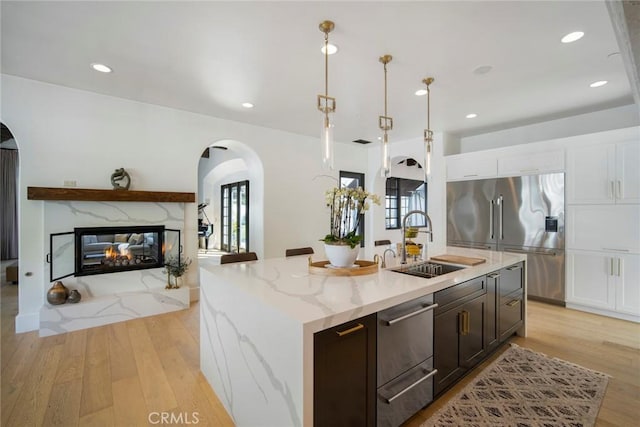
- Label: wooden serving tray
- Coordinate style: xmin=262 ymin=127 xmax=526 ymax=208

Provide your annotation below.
xmin=430 ymin=254 xmax=486 ymax=266
xmin=308 ymin=259 xmax=379 ymax=276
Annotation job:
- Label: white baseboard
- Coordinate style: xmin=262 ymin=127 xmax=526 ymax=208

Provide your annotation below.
xmin=565 ymin=303 xmax=640 ymax=323
xmin=15 ymin=311 xmax=39 ymax=333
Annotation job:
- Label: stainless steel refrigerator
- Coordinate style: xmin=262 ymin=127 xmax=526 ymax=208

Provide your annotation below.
xmin=446 ymin=173 xmax=565 ymax=305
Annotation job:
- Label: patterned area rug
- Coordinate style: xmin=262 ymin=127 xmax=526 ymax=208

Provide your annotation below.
xmin=423 ymin=344 xmax=610 ymax=427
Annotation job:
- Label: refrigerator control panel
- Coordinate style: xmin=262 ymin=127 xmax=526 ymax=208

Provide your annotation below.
xmin=545 ymin=216 xmax=558 ymax=232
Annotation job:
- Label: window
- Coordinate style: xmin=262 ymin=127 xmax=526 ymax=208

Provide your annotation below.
xmin=220 ymin=180 xmax=249 ymax=253
xmin=339 ymin=171 xmax=366 ymax=247
xmin=385 ymin=178 xmax=426 ymax=229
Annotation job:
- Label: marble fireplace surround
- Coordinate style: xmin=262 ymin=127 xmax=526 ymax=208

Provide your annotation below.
xmin=34 ymin=188 xmax=195 ymax=336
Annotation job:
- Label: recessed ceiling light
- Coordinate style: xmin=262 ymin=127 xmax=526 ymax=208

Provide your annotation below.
xmin=321 ymin=43 xmax=338 ymax=55
xmin=241 ymin=102 xmax=254 ymax=108
xmin=466 ymin=113 xmax=478 ymax=119
xmin=561 ymin=31 xmax=584 ymax=43
xmin=589 ymin=80 xmax=608 ymax=88
xmin=91 ymin=63 xmax=112 ymax=73
xmin=415 ymin=89 xmax=427 ymax=96
xmin=473 ymin=65 xmax=493 ymax=75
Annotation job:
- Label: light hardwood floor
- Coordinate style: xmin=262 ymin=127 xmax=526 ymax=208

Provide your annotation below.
xmin=1 ymin=273 xmax=234 ymax=426
xmin=405 ymin=300 xmax=640 ymax=427
xmin=2 ymin=271 xmax=639 ymax=426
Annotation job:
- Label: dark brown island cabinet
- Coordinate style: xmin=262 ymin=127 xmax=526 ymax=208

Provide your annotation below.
xmin=313 ymin=262 xmax=524 ymax=426
xmin=314 ymin=314 xmax=377 ymax=427
xmin=434 ymin=261 xmax=524 ymax=396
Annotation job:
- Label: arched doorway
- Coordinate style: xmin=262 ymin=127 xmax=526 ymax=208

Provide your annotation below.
xmin=197 ymin=139 xmax=264 ymax=259
xmin=1 ymin=122 xmax=20 ymax=334
xmin=1 ymin=122 xmax=19 ymax=263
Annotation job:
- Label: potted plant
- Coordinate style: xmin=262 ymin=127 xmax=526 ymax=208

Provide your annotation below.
xmin=163 ymin=255 xmax=192 ymax=289
xmin=321 ymin=186 xmax=380 ymax=267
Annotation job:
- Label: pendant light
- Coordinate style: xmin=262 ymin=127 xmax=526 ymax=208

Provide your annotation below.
xmin=317 ymin=20 xmax=336 ymax=170
xmin=379 ymin=55 xmax=393 ymax=177
xmin=422 ymin=77 xmax=434 ymax=181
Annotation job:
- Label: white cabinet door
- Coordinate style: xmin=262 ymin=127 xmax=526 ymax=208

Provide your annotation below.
xmin=497 ymin=150 xmax=565 ymax=177
xmin=615 ymin=254 xmax=640 ymax=316
xmin=567 ymin=144 xmax=615 ymax=204
xmin=446 ymin=155 xmax=497 ymax=181
xmin=567 ymin=205 xmax=640 ymax=253
xmin=616 ymin=140 xmax=640 ymax=204
xmin=566 ymin=250 xmax=615 ymax=310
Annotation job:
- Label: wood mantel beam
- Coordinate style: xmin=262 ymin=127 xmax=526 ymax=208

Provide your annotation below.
xmin=27 ymin=187 xmax=195 ymax=203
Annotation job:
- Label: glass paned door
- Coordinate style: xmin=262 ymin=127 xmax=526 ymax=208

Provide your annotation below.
xmin=50 ymin=231 xmax=75 ymax=281
xmin=222 ymin=186 xmax=230 ymax=252
xmin=221 ymin=180 xmax=249 ymax=253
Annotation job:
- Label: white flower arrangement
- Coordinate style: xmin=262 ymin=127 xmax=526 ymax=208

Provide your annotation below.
xmin=322 ymin=186 xmax=381 ymax=249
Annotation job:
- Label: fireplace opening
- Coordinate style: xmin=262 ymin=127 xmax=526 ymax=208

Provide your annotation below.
xmin=75 ymin=225 xmax=165 ymax=276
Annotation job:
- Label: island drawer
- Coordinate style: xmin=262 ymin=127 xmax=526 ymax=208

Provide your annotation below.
xmin=499 ymin=290 xmax=524 ymax=341
xmin=377 ymin=358 xmax=435 ymax=427
xmin=377 ymin=294 xmax=435 ymax=386
xmin=500 ymin=262 xmax=524 ymax=297
xmin=435 ymin=275 xmax=486 ymax=314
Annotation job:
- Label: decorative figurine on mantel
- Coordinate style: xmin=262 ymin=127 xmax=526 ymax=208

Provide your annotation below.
xmin=110 ymin=167 xmax=131 ymax=190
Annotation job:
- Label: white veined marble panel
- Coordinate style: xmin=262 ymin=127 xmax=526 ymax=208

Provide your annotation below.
xmin=40 ymin=287 xmax=189 ymax=336
xmin=40 ymin=200 xmax=188 ymax=334
xmin=200 ymin=267 xmax=303 ymax=427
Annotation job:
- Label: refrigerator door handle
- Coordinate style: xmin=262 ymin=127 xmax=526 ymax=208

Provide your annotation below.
xmin=498 ymin=195 xmax=504 ymax=240
xmin=489 ymin=200 xmax=494 ymax=239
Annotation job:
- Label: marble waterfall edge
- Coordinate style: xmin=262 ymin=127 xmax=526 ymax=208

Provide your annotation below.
xmin=200 ymin=266 xmax=304 ymax=427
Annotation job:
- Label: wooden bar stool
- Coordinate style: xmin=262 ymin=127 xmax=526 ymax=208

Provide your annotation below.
xmin=285 ymin=247 xmax=314 ymax=257
xmin=220 ymin=252 xmax=258 ymax=264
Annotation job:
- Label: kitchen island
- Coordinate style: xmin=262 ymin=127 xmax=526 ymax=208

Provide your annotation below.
xmin=200 ymin=247 xmax=526 ymax=427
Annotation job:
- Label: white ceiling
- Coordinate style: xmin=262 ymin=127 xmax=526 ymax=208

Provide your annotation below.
xmin=1 ymin=1 xmax=636 ymax=144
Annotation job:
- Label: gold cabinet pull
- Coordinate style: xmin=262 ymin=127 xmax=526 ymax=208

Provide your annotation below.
xmin=459 ymin=311 xmax=470 ymax=336
xmin=464 ymin=311 xmax=470 ymax=335
xmin=506 ymin=299 xmax=520 ymax=307
xmin=336 ymin=323 xmax=364 ymax=337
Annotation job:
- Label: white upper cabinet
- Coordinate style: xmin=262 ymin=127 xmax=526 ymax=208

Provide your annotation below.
xmin=567 ymin=204 xmax=640 ymax=253
xmin=567 ymin=140 xmax=640 ymax=204
xmin=446 ymin=155 xmax=497 ymax=181
xmin=497 ymin=150 xmax=565 ymax=177
xmin=616 ymin=140 xmax=640 ymax=203
xmin=446 ymin=148 xmax=564 ymax=182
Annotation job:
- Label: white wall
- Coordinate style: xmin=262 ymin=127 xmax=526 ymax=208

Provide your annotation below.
xmin=457 ymin=103 xmax=640 ymax=154
xmin=1 ymin=74 xmax=370 ymax=332
xmin=366 ymin=134 xmax=447 ymax=261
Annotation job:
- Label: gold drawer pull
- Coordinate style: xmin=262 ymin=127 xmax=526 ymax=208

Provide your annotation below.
xmin=458 ymin=311 xmax=470 ymax=336
xmin=336 ymin=323 xmax=364 ymax=337
xmin=506 ymin=299 xmax=520 ymax=307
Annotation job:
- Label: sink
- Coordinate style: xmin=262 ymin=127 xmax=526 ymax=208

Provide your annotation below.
xmin=390 ymin=261 xmax=465 ymax=279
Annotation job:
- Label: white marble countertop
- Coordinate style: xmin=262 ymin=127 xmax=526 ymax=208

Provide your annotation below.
xmin=199 ymin=246 xmax=526 ymax=334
